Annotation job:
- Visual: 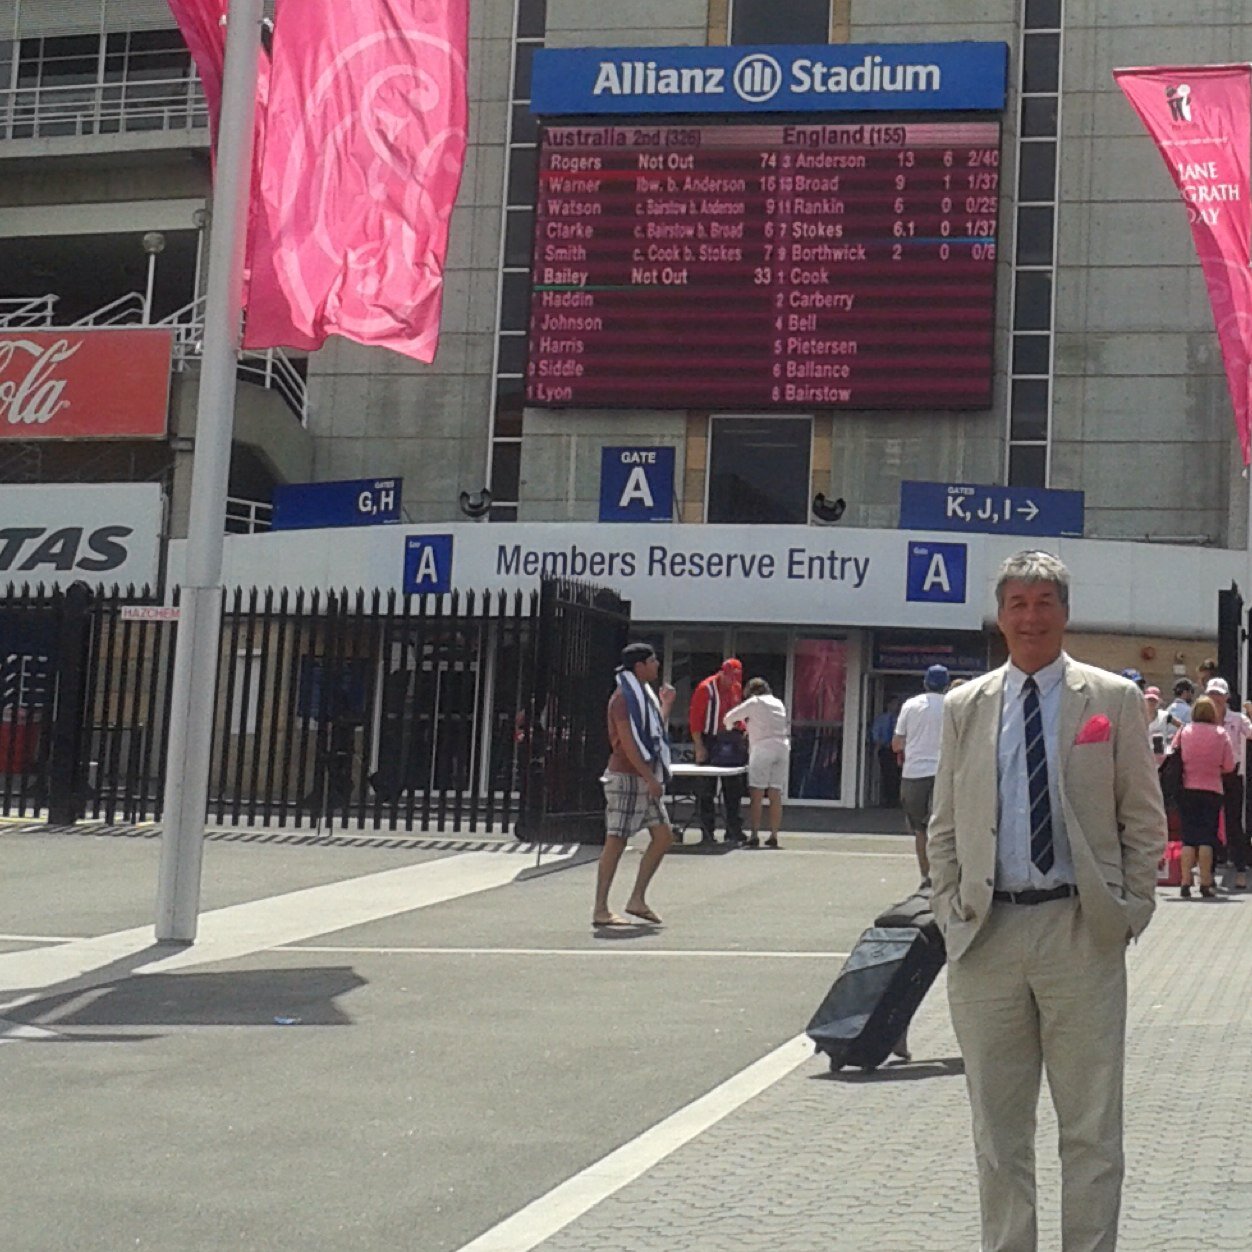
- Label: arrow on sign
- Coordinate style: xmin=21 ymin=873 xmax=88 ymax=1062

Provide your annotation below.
xmin=1016 ymin=500 xmax=1039 ymax=522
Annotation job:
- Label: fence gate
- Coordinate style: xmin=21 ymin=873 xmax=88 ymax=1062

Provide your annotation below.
xmin=1 ymin=577 xmax=630 ymax=839
xmin=207 ymin=586 xmax=541 ymax=833
xmin=517 ymin=579 xmax=632 ymax=843
xmin=0 ymin=584 xmax=175 ymax=824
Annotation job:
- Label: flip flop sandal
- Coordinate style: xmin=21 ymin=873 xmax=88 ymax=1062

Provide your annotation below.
xmin=625 ymin=906 xmax=662 ymax=924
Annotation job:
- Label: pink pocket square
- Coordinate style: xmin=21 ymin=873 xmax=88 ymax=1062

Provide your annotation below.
xmin=1074 ymin=714 xmax=1112 ymax=745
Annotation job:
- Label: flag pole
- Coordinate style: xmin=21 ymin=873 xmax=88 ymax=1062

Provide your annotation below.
xmin=156 ymin=0 xmax=265 ymax=942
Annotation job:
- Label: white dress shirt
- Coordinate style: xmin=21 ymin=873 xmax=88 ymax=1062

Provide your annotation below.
xmin=1220 ymin=709 xmax=1252 ymax=777
xmin=995 ymin=653 xmax=1077 ymax=891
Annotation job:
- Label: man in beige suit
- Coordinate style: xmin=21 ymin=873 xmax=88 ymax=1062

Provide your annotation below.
xmin=928 ymin=551 xmax=1165 ymax=1252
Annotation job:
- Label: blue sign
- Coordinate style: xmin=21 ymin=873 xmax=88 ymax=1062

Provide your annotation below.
xmin=906 ymin=541 xmax=967 ymax=605
xmin=900 ymin=481 xmax=1084 ymax=538
xmin=599 ymin=446 xmax=675 ymax=522
xmin=403 ymin=534 xmax=453 ymax=596
xmin=531 ymin=42 xmax=1008 ymax=116
xmin=272 ymin=478 xmax=402 ymax=531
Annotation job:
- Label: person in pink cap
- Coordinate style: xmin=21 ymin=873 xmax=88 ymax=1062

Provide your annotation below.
xmin=1144 ymin=686 xmax=1169 ymax=763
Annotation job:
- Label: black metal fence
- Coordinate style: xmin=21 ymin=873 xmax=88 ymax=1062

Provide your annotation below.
xmin=0 ymin=577 xmax=630 ymax=837
xmin=206 ymin=586 xmax=540 ymax=832
xmin=0 ymin=583 xmax=176 ymax=825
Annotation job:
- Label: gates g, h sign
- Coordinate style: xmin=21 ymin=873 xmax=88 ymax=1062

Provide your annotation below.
xmin=1 ymin=483 xmax=163 ymax=589
xmin=272 ymin=478 xmax=403 ymax=530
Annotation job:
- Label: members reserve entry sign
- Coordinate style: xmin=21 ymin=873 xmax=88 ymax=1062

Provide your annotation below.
xmin=525 ymin=43 xmax=1005 ymax=412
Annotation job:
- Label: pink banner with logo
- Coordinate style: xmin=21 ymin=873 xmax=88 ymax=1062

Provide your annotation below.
xmin=1115 ymin=64 xmax=1252 ymax=465
xmin=243 ymin=0 xmax=469 ymax=362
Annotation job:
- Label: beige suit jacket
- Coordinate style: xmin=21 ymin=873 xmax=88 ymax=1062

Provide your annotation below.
xmin=928 ymin=655 xmax=1166 ymax=961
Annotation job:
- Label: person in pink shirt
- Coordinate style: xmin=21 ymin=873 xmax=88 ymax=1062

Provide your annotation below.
xmin=1173 ymin=695 xmax=1236 ymax=898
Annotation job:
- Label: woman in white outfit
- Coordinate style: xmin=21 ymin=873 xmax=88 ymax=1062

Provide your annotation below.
xmin=723 ymin=677 xmax=791 ymax=848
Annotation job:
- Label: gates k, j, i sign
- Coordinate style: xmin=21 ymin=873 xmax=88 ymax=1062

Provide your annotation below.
xmin=0 ymin=328 xmax=173 ymax=440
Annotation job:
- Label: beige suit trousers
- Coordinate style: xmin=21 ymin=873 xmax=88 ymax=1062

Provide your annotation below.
xmin=947 ymin=897 xmax=1127 ymax=1252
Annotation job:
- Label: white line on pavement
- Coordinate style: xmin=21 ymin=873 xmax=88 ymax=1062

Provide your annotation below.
xmin=0 ymin=848 xmax=576 ymax=1013
xmin=278 ymin=944 xmax=851 ymax=959
xmin=453 ymin=1032 xmax=813 ymax=1252
xmin=0 ymin=933 xmax=82 ymax=944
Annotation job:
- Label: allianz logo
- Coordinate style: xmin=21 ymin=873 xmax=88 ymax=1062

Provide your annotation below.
xmin=592 ymin=54 xmax=943 ymax=102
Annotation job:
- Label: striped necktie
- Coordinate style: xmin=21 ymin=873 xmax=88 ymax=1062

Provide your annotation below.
xmin=1023 ymin=675 xmax=1055 ymax=874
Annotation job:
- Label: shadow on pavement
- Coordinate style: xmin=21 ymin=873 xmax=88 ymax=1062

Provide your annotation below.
xmin=8 ymin=965 xmax=366 ymax=1031
xmin=814 ymin=1056 xmax=966 ymax=1083
xmin=514 ymin=847 xmax=600 ymax=881
xmin=591 ymin=924 xmax=660 ymax=940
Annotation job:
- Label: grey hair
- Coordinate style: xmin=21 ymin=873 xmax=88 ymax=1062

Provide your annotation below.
xmin=745 ymin=677 xmax=771 ymax=697
xmin=995 ymin=550 xmax=1070 ymax=610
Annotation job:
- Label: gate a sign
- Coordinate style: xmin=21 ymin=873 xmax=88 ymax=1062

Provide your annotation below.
xmin=905 ymin=540 xmax=968 ymax=605
xmin=403 ymin=534 xmax=453 ymax=595
xmin=599 ymin=446 xmax=675 ymax=522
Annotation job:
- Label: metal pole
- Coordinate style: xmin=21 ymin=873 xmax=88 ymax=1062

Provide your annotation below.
xmin=143 ymin=253 xmax=157 ymax=325
xmin=156 ymin=0 xmax=264 ymax=943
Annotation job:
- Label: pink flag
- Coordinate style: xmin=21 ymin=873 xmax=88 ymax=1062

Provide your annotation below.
xmin=1115 ymin=64 xmax=1252 ymax=465
xmin=167 ymin=0 xmax=227 ymax=135
xmin=244 ymin=0 xmax=469 ymax=362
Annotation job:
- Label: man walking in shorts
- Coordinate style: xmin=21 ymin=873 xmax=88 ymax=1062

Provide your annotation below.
xmin=594 ymin=642 xmax=675 ymax=927
xmin=893 ymin=664 xmax=948 ymax=884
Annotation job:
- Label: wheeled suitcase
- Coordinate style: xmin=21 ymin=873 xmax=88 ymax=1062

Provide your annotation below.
xmin=806 ymin=926 xmax=946 ymax=1072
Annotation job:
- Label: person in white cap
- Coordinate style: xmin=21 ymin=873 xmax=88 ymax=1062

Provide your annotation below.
xmin=1203 ymin=677 xmax=1252 ymax=890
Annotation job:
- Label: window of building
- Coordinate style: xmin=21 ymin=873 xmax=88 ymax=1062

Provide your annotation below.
xmin=1006 ymin=0 xmax=1063 ymax=490
xmin=706 ymin=417 xmax=811 ymax=524
xmin=730 ymin=0 xmax=829 ymax=44
xmin=488 ymin=0 xmax=548 ymax=520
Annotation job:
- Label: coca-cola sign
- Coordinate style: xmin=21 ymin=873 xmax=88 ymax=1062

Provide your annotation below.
xmin=0 ymin=328 xmax=172 ymax=439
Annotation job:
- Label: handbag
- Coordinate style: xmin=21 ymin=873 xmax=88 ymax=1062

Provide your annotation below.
xmin=709 ymin=728 xmax=748 ymax=767
xmin=1158 ymin=749 xmax=1182 ymax=807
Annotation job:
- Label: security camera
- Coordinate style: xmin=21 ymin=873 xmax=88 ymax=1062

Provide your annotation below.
xmin=812 ymin=494 xmax=846 ymax=523
xmin=459 ymin=489 xmax=492 ymax=519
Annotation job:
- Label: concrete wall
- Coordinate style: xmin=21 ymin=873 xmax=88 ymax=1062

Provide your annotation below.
xmin=546 ymin=0 xmax=709 ymax=50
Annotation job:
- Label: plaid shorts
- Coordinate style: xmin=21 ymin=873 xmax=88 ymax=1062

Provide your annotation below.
xmin=602 ymin=771 xmax=669 ymax=840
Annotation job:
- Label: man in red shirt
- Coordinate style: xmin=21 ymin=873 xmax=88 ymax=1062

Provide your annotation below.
xmin=689 ymin=658 xmax=747 ymax=845
xmin=595 ymin=642 xmax=676 ymax=926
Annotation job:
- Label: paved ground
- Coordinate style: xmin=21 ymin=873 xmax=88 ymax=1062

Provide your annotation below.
xmin=3 ymin=817 xmax=1250 ymax=1251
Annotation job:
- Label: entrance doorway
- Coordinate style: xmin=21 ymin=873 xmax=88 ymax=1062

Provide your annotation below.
xmin=637 ymin=624 xmax=859 ymax=805
xmin=863 ymin=674 xmax=921 ymax=808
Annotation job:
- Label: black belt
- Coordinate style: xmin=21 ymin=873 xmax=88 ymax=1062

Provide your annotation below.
xmin=992 ymin=884 xmax=1078 ymax=906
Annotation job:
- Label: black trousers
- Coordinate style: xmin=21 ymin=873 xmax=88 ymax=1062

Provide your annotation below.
xmin=696 ymin=771 xmax=746 ymax=840
xmin=878 ymin=745 xmax=901 ymax=806
xmin=1223 ymin=773 xmax=1250 ymax=873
